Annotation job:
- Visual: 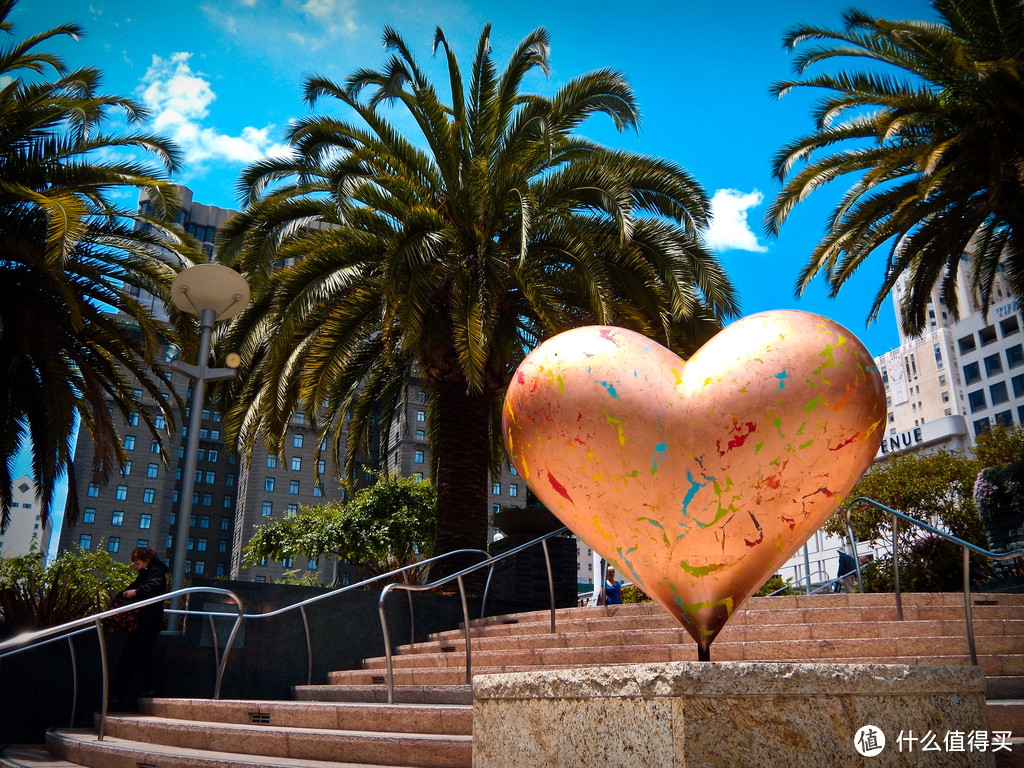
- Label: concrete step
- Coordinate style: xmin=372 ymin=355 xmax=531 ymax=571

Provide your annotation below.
xmin=988 ymin=700 xmax=1024 ymax=732
xmin=357 ymin=634 xmax=1024 ymax=674
xmin=141 ymin=698 xmax=472 ymax=735
xmin=293 ymin=685 xmax=473 ymax=706
xmin=95 ymin=714 xmax=472 ymax=768
xmin=45 ymin=729 xmax=433 ymax=768
xmin=0 ymin=744 xmax=79 ymax=768
xmin=434 ymin=601 xmax=1024 ymax=641
xmin=330 ymin=653 xmax=1024 ymax=687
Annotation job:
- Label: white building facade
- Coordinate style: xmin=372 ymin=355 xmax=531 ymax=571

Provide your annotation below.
xmin=0 ymin=476 xmax=52 ymax=559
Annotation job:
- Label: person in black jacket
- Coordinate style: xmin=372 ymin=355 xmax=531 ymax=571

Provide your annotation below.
xmin=110 ymin=547 xmax=167 ymax=704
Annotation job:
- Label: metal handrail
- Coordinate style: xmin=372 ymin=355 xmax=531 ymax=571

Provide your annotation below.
xmin=0 ymin=586 xmax=244 ymax=741
xmin=194 ymin=547 xmax=491 ymax=687
xmin=847 ymin=496 xmax=1024 ymax=664
xmin=379 ymin=526 xmax=569 ymax=704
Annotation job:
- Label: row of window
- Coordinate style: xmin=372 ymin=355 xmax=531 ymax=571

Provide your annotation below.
xmin=968 ymin=374 xmax=1024 ymax=413
xmin=126 ymin=413 xmax=166 ymax=429
xmin=87 ymin=484 xmax=159 ymax=503
xmin=963 ymin=344 xmax=1024 ymax=384
xmin=958 ymin=315 xmax=1021 ymax=355
xmin=973 ymin=407 xmax=1022 ymax=437
xmin=493 ymin=482 xmax=519 ymax=497
xmin=261 ymin=501 xmax=308 ymax=516
xmin=263 ymin=478 xmax=318 ymax=495
xmin=264 ymin=456 xmax=325 ymax=472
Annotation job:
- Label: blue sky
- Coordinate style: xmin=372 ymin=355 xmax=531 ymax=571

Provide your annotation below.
xmin=12 ymin=0 xmax=938 ymax=512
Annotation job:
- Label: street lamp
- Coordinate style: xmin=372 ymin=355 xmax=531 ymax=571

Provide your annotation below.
xmin=166 ymin=264 xmax=249 ymax=631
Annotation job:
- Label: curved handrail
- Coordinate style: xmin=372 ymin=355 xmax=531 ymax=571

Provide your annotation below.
xmin=193 ymin=547 xmax=491 ymax=687
xmin=379 ymin=526 xmax=569 ymax=704
xmin=0 ymin=586 xmax=244 ymax=741
xmin=847 ymin=497 xmax=1024 ymax=664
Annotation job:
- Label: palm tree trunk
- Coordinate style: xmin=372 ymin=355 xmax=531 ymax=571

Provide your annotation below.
xmin=431 ymin=381 xmax=492 ymax=590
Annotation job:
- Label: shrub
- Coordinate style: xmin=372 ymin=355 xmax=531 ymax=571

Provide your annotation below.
xmin=620 ymin=584 xmax=652 ymax=603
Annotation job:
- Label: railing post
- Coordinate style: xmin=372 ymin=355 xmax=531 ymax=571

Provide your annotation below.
xmin=457 ymin=575 xmax=472 ymax=685
xmin=95 ymin=619 xmax=109 ymax=742
xmin=208 ymin=613 xmax=221 ymax=674
xmin=963 ymin=545 xmax=978 ymax=665
xmin=541 ymin=538 xmax=556 ymax=634
xmin=407 ymin=590 xmax=415 ymax=647
xmin=300 ymin=605 xmax=313 ymax=686
xmin=68 ymin=636 xmax=78 ymax=727
xmin=892 ymin=514 xmax=903 ymax=621
xmin=845 ymin=509 xmax=863 ymax=593
xmin=379 ymin=588 xmax=396 ymax=705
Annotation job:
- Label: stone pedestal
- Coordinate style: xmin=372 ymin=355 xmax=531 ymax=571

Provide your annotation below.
xmin=473 ymin=662 xmax=995 ymax=767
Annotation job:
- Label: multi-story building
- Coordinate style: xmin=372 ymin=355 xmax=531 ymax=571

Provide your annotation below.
xmin=774 ymin=255 xmax=1023 ymax=587
xmin=0 ymin=476 xmax=51 ymax=559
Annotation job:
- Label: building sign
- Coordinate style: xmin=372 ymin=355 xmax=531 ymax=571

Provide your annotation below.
xmin=994 ymin=298 xmax=1019 ymax=319
xmin=879 ymin=426 xmax=924 ymax=455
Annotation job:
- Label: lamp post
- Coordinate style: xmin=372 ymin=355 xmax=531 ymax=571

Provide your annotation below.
xmin=166 ymin=264 xmax=249 ymax=631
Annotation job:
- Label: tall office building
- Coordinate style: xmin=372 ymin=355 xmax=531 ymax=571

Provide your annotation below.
xmin=0 ymin=476 xmax=51 ymax=559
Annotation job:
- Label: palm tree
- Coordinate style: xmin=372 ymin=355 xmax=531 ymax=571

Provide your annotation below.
xmin=766 ymin=0 xmax=1024 ymax=335
xmin=0 ymin=0 xmax=200 ymax=531
xmin=217 ymin=25 xmax=738 ymax=570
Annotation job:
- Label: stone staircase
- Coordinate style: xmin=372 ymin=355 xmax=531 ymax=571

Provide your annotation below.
xmin=2 ymin=591 xmax=1022 ymax=767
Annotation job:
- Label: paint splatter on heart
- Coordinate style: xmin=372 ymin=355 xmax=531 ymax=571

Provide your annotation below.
xmin=503 ymin=310 xmax=885 ymax=653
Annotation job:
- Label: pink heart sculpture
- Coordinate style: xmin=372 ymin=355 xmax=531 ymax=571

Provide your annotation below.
xmin=503 ymin=310 xmax=886 ymax=655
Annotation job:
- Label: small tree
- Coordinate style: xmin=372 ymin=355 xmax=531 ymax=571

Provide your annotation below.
xmin=823 ymin=450 xmax=987 ymax=592
xmin=243 ymin=474 xmax=436 ymax=581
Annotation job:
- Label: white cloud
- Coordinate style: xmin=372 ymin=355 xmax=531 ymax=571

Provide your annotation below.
xmin=704 ymin=189 xmax=768 ymax=253
xmin=139 ymin=53 xmax=291 ymax=167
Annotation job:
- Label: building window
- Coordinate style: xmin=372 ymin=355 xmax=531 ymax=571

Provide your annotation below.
xmin=82 ymin=508 xmax=96 ymax=524
xmin=172 ymin=490 xmax=179 ymax=503
xmin=414 ymin=450 xmax=424 ymax=464
xmin=973 ymin=417 xmax=991 ymax=436
xmin=941 ymin=391 xmax=950 ymax=403
xmin=114 ymin=485 xmax=127 ymax=501
xmin=216 ymin=563 xmax=226 ymax=576
xmin=175 ymin=468 xmax=182 ymax=480
xmin=991 ymin=381 xmax=1010 ymax=405
xmin=416 ymin=409 xmax=426 ymax=422
xmin=416 ymin=430 xmax=425 ymax=441
xmin=120 ymin=461 xmax=132 ymax=476
xmin=492 ymin=482 xmax=501 ymax=495
xmin=291 ymin=457 xmax=301 ymax=471
xmin=312 ymin=486 xmax=323 ymax=498
xmin=87 ymin=483 xmax=99 ymax=498
xmin=140 ymin=513 xmax=152 ymax=529
xmin=1007 ymin=344 xmax=1024 ymax=369
xmin=888 ymin=413 xmax=895 ymax=423
xmin=199 ymin=429 xmax=208 ymax=440
xmin=933 ymin=344 xmax=943 ymax=369
xmin=267 ymin=455 xmax=277 ymax=468
xmin=218 ymin=540 xmax=227 ymax=553
xmin=938 ymin=374 xmax=946 ymax=387
xmin=509 ymin=483 xmax=518 ymax=497
xmin=292 ymin=433 xmax=303 ymax=448
xmin=202 ymin=493 xmax=212 ymax=506
xmin=194 ymin=561 xmax=205 ymax=575
xmin=141 ymin=488 xmax=154 ymax=504
xmin=203 ymin=471 xmax=214 ymax=484
xmin=265 ymin=477 xmax=275 ymax=492
xmin=124 ymin=435 xmax=136 ymax=450
xmin=492 ymin=504 xmax=500 ymax=514
xmin=261 ymin=502 xmax=272 ymax=517
xmin=207 ymin=449 xmax=218 ymax=462
xmin=147 ymin=463 xmax=159 ymax=478
xmin=186 ymin=537 xmax=194 ymax=550
xmin=221 ymin=517 xmax=230 ymax=531
xmin=414 ymin=473 xmax=423 ymax=482
xmin=167 ymin=535 xmax=174 ymax=550
xmin=150 ymin=440 xmax=160 ymax=454
xmin=510 ymin=465 xmax=517 ymax=476
xmin=979 ymin=325 xmax=998 ymax=346
xmin=194 ymin=470 xmax=203 ymax=483
xmin=199 ymin=515 xmax=210 ymax=528
xmin=197 ymin=449 xmax=206 ymax=462
xmin=197 ymin=538 xmax=208 ymax=552
xmin=226 ymin=473 xmax=234 ymax=487
xmin=286 ymin=504 xmax=298 ymax=516
xmin=289 ymin=480 xmax=300 ymax=495
xmin=308 ymin=558 xmax=318 ymax=570
xmin=995 ymin=410 xmax=1014 ymax=427
xmin=136 ymin=539 xmax=148 ymax=548
xmin=108 ymin=537 xmax=120 ymax=553
xmin=963 ymin=362 xmax=981 ymax=385
xmin=79 ymin=534 xmax=92 ymax=550
xmin=958 ymin=335 xmax=977 ymax=354
xmin=968 ymin=389 xmax=987 ymax=413
xmin=223 ymin=495 xmax=232 ymax=508
xmin=283 ymin=556 xmax=294 ymax=568
xmin=1000 ymin=315 xmax=1021 ymax=337
xmin=111 ymin=511 xmax=124 ymax=526
xmin=984 ymin=353 xmax=1004 ymax=377
xmin=155 ymin=415 xmax=165 ymax=429
xmin=1013 ymin=373 xmax=1024 ymax=398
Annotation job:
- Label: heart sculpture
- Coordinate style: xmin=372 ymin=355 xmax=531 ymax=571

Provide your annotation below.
xmin=503 ymin=310 xmax=886 ymax=656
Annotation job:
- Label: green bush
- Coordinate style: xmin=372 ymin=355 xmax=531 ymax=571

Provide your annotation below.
xmin=620 ymin=584 xmax=652 ymax=603
xmin=0 ymin=545 xmax=134 ymax=629
xmin=859 ymin=537 xmax=993 ymax=593
xmin=754 ymin=574 xmax=796 ymax=597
